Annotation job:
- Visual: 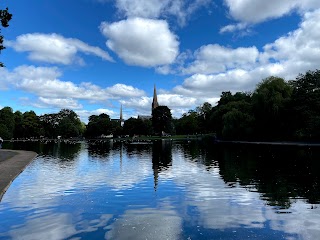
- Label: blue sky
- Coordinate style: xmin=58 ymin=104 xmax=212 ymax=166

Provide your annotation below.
xmin=1 ymin=0 xmax=320 ymax=122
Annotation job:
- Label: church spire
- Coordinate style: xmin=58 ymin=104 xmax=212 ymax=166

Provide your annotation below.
xmin=152 ymin=84 xmax=159 ymax=111
xmin=120 ymin=104 xmax=124 ymax=127
xmin=120 ymin=104 xmax=123 ymax=120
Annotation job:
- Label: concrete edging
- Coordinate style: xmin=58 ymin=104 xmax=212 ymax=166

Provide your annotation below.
xmin=0 ymin=150 xmax=38 ymax=201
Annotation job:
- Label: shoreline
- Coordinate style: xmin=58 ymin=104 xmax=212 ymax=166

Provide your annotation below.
xmin=0 ymin=149 xmax=37 ymax=201
xmin=215 ymin=140 xmax=320 ymax=147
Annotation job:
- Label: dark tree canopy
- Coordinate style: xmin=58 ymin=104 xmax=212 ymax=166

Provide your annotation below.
xmin=122 ymin=117 xmax=152 ymax=137
xmin=0 ymin=7 xmax=12 ymax=67
xmin=152 ymin=106 xmax=173 ymax=135
xmin=86 ymin=113 xmax=116 ymax=138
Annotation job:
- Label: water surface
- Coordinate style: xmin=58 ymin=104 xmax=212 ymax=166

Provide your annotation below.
xmin=1 ymin=140 xmax=320 ymax=239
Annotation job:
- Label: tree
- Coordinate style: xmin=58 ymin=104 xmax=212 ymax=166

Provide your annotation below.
xmin=0 ymin=106 xmax=14 ymax=139
xmin=40 ymin=113 xmax=59 ymax=138
xmin=0 ymin=7 xmax=12 ymax=67
xmin=196 ymin=102 xmax=212 ymax=133
xmin=56 ymin=109 xmax=83 ymax=138
xmin=123 ymin=118 xmax=152 ymax=137
xmin=22 ymin=111 xmax=41 ymax=138
xmin=40 ymin=109 xmax=83 ymax=138
xmin=252 ymin=76 xmax=292 ymax=140
xmin=152 ymin=106 xmax=173 ymax=135
xmin=13 ymin=111 xmax=24 ymax=138
xmin=85 ymin=113 xmax=114 ymax=138
xmin=174 ymin=110 xmax=199 ymax=135
xmin=290 ymin=70 xmax=320 ymax=140
xmin=210 ymin=91 xmax=253 ymax=139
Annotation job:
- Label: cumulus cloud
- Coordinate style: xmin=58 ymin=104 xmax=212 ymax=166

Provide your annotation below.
xmin=260 ymin=9 xmax=320 ymax=77
xmin=35 ymin=97 xmax=83 ymax=109
xmin=2 ymin=65 xmax=144 ymax=101
xmin=100 ymin=18 xmax=179 ymax=67
xmin=224 ymin=0 xmax=320 ymax=24
xmin=174 ymin=9 xmax=320 ymax=103
xmin=1 ymin=65 xmax=146 ymax=116
xmin=183 ymin=44 xmax=259 ymax=74
xmin=114 ymin=0 xmax=211 ymax=26
xmin=219 ymin=23 xmax=247 ymax=34
xmin=6 ymin=33 xmax=114 ymax=65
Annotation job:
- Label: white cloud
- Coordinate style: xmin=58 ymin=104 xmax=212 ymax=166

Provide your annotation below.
xmin=260 ymin=9 xmax=320 ymax=78
xmin=224 ymin=0 xmax=320 ymax=24
xmin=173 ymin=9 xmax=320 ymax=103
xmin=183 ymin=44 xmax=259 ymax=74
xmin=1 ymin=65 xmax=147 ymax=118
xmin=100 ymin=18 xmax=179 ymax=67
xmin=36 ymin=97 xmax=83 ymax=110
xmin=219 ymin=23 xmax=247 ymax=34
xmin=7 ymin=33 xmax=114 ymax=65
xmin=2 ymin=65 xmax=144 ymax=101
xmin=114 ymin=0 xmax=211 ymax=26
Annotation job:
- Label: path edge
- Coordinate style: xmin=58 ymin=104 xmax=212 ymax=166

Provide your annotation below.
xmin=0 ymin=150 xmax=38 ymax=201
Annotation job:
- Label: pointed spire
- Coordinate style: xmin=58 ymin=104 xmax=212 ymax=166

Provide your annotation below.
xmin=152 ymin=84 xmax=159 ymax=111
xmin=120 ymin=104 xmax=123 ymax=120
xmin=120 ymin=104 xmax=124 ymax=127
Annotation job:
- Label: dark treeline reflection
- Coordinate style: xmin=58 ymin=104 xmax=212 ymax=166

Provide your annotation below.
xmin=176 ymin=140 xmax=320 ymax=208
xmin=152 ymin=140 xmax=172 ymax=190
xmin=87 ymin=140 xmax=113 ymax=158
xmin=3 ymin=141 xmax=82 ymax=161
xmin=5 ymin=140 xmax=320 ymax=209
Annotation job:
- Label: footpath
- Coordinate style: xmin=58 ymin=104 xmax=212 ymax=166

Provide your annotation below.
xmin=0 ymin=149 xmax=37 ymax=200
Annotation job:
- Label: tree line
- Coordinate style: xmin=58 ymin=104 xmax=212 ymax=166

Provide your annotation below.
xmin=1 ymin=69 xmax=319 ymax=141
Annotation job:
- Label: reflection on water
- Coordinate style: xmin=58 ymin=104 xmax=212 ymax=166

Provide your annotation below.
xmin=1 ymin=140 xmax=320 ymax=239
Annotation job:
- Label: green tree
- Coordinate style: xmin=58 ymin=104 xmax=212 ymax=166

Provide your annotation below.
xmin=152 ymin=106 xmax=173 ymax=135
xmin=123 ymin=118 xmax=152 ymax=137
xmin=175 ymin=110 xmax=199 ymax=135
xmin=22 ymin=111 xmax=41 ymax=138
xmin=290 ymin=70 xmax=320 ymax=140
xmin=13 ymin=111 xmax=24 ymax=138
xmin=210 ymin=91 xmax=253 ymax=139
xmin=252 ymin=76 xmax=292 ymax=140
xmin=56 ymin=109 xmax=83 ymax=138
xmin=85 ymin=113 xmax=114 ymax=138
xmin=196 ymin=102 xmax=212 ymax=133
xmin=222 ymin=107 xmax=255 ymax=140
xmin=0 ymin=106 xmax=14 ymax=139
xmin=40 ymin=113 xmax=58 ymax=138
xmin=0 ymin=7 xmax=12 ymax=67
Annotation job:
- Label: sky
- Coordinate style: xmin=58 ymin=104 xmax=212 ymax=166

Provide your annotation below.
xmin=1 ymin=0 xmax=320 ymax=123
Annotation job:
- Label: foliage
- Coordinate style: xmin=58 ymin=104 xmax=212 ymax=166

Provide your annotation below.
xmin=39 ymin=109 xmax=83 ymax=138
xmin=122 ymin=117 xmax=152 ymax=136
xmin=86 ymin=113 xmax=116 ymax=138
xmin=0 ymin=7 xmax=12 ymax=67
xmin=252 ymin=76 xmax=293 ymax=140
xmin=290 ymin=70 xmax=320 ymax=139
xmin=0 ymin=107 xmax=14 ymax=139
xmin=152 ymin=106 xmax=173 ymax=135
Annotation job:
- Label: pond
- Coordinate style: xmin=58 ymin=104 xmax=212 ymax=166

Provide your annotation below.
xmin=1 ymin=140 xmax=320 ymax=239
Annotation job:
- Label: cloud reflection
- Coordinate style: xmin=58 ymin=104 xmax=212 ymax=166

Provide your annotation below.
xmin=105 ymin=206 xmax=182 ymax=240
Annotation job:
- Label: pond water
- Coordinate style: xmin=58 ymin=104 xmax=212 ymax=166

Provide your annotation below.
xmin=1 ymin=140 xmax=320 ymax=239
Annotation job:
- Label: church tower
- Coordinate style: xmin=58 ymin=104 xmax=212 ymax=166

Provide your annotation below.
xmin=152 ymin=84 xmax=159 ymax=111
xmin=120 ymin=104 xmax=124 ymax=127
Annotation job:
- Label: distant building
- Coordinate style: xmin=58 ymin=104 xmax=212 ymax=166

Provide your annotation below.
xmin=151 ymin=84 xmax=159 ymax=112
xmin=111 ymin=104 xmax=125 ymax=126
xmin=138 ymin=115 xmax=152 ymax=121
xmin=138 ymin=84 xmax=159 ymax=120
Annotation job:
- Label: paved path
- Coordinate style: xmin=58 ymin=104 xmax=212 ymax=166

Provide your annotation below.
xmin=0 ymin=149 xmax=37 ymax=201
